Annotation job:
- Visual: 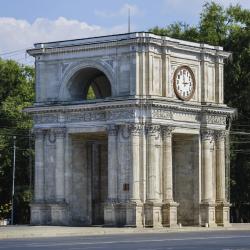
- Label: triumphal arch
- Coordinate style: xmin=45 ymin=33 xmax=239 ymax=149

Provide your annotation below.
xmin=26 ymin=32 xmax=235 ymax=227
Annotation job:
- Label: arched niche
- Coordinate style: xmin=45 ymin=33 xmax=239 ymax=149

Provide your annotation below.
xmin=59 ymin=61 xmax=114 ymax=102
xmin=68 ymin=67 xmax=111 ymax=101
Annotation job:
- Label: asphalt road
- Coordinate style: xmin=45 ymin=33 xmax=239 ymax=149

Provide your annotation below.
xmin=0 ymin=230 xmax=250 ymax=250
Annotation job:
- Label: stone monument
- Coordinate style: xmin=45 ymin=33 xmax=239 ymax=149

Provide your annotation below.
xmin=26 ymin=32 xmax=235 ymax=227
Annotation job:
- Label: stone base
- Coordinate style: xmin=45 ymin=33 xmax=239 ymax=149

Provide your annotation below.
xmin=162 ymin=201 xmax=179 ymax=227
xmin=126 ymin=202 xmax=143 ymax=227
xmin=30 ymin=202 xmax=50 ymax=225
xmin=200 ymin=202 xmax=217 ymax=227
xmin=104 ymin=202 xmax=116 ymax=226
xmin=50 ymin=202 xmax=69 ymax=225
xmin=216 ymin=202 xmax=231 ymax=227
xmin=144 ymin=202 xmax=163 ymax=227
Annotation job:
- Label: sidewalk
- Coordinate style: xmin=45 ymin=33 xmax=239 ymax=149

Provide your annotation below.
xmin=0 ymin=224 xmax=250 ymax=240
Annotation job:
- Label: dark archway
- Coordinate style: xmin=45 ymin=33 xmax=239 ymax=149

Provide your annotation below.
xmin=68 ymin=67 xmax=112 ymax=101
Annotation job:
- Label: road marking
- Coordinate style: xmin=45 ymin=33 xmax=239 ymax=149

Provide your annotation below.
xmin=0 ymin=235 xmax=250 ymax=249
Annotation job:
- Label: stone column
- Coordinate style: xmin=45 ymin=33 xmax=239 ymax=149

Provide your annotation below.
xmin=30 ymin=128 xmax=48 ymax=225
xmin=144 ymin=125 xmax=162 ymax=227
xmin=104 ymin=124 xmax=118 ymax=226
xmin=161 ymin=126 xmax=178 ymax=227
xmin=34 ymin=129 xmax=45 ymax=202
xmin=215 ymin=130 xmax=231 ymax=226
xmin=50 ymin=127 xmax=68 ymax=225
xmin=126 ymin=124 xmax=143 ymax=227
xmin=55 ymin=128 xmax=66 ymax=202
xmin=200 ymin=129 xmax=216 ymax=227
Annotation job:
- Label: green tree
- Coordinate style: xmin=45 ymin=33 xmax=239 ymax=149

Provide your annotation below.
xmin=0 ymin=59 xmax=34 ymax=223
xmin=150 ymin=2 xmax=250 ymax=222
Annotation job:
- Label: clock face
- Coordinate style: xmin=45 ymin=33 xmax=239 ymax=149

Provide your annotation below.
xmin=173 ymin=66 xmax=195 ymax=101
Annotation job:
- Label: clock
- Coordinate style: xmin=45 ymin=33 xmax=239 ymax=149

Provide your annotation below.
xmin=173 ymin=66 xmax=195 ymax=101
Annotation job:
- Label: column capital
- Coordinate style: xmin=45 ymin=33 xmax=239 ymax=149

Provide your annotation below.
xmin=215 ymin=130 xmax=227 ymax=141
xmin=53 ymin=127 xmax=67 ymax=138
xmin=32 ymin=128 xmax=45 ymax=139
xmin=146 ymin=124 xmax=161 ymax=136
xmin=128 ymin=123 xmax=144 ymax=136
xmin=201 ymin=129 xmax=214 ymax=141
xmin=107 ymin=124 xmax=118 ymax=136
xmin=161 ymin=126 xmax=175 ymax=138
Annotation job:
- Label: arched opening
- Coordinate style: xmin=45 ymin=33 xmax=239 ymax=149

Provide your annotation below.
xmin=68 ymin=67 xmax=112 ymax=101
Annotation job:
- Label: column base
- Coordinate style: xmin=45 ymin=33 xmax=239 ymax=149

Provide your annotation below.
xmin=104 ymin=202 xmax=117 ymax=226
xmin=125 ymin=202 xmax=143 ymax=227
xmin=30 ymin=202 xmax=50 ymax=225
xmin=144 ymin=201 xmax=163 ymax=228
xmin=200 ymin=202 xmax=217 ymax=227
xmin=216 ymin=202 xmax=231 ymax=227
xmin=50 ymin=202 xmax=69 ymax=225
xmin=162 ymin=201 xmax=179 ymax=227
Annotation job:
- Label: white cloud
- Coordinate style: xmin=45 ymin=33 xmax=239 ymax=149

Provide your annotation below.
xmin=94 ymin=3 xmax=141 ymax=18
xmin=0 ymin=17 xmax=127 ymax=64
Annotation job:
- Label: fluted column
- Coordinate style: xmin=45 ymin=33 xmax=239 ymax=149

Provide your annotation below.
xmin=107 ymin=125 xmax=118 ymax=201
xmin=200 ymin=129 xmax=216 ymax=227
xmin=55 ymin=128 xmax=66 ymax=202
xmin=144 ymin=124 xmax=162 ymax=227
xmin=162 ymin=126 xmax=174 ymax=202
xmin=34 ymin=129 xmax=45 ymax=202
xmin=104 ymin=124 xmax=118 ymax=226
xmin=201 ymin=130 xmax=214 ymax=202
xmin=215 ymin=131 xmax=226 ymax=202
xmin=147 ymin=125 xmax=161 ymax=202
xmin=215 ymin=130 xmax=231 ymax=227
xmin=129 ymin=124 xmax=142 ymax=202
xmin=161 ymin=126 xmax=178 ymax=227
xmin=126 ymin=124 xmax=143 ymax=227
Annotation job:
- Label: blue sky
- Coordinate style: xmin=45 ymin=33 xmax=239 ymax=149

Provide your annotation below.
xmin=0 ymin=0 xmax=249 ymax=64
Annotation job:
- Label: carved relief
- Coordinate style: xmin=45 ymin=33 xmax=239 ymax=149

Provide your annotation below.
xmin=107 ymin=109 xmax=134 ymax=120
xmin=204 ymin=114 xmax=227 ymax=125
xmin=67 ymin=111 xmax=106 ymax=122
xmin=152 ymin=109 xmax=172 ymax=119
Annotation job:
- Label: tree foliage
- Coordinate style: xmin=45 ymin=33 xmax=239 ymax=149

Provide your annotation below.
xmin=0 ymin=59 xmax=34 ymax=223
xmin=150 ymin=2 xmax=250 ymax=221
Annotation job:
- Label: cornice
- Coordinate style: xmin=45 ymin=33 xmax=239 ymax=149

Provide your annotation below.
xmin=27 ymin=32 xmax=230 ymax=59
xmin=24 ymin=98 xmax=236 ymax=117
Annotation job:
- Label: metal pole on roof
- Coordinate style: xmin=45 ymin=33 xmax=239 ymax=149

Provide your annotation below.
xmin=128 ymin=7 xmax=131 ymax=33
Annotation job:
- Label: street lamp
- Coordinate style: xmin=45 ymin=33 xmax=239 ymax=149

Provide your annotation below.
xmin=11 ymin=136 xmax=16 ymax=225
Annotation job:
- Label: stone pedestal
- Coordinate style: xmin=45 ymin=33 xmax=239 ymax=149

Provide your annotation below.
xmin=50 ymin=202 xmax=69 ymax=225
xmin=200 ymin=202 xmax=217 ymax=227
xmin=126 ymin=202 xmax=143 ymax=227
xmin=30 ymin=202 xmax=49 ymax=225
xmin=162 ymin=201 xmax=179 ymax=227
xmin=104 ymin=202 xmax=116 ymax=226
xmin=216 ymin=202 xmax=231 ymax=227
xmin=144 ymin=202 xmax=162 ymax=228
